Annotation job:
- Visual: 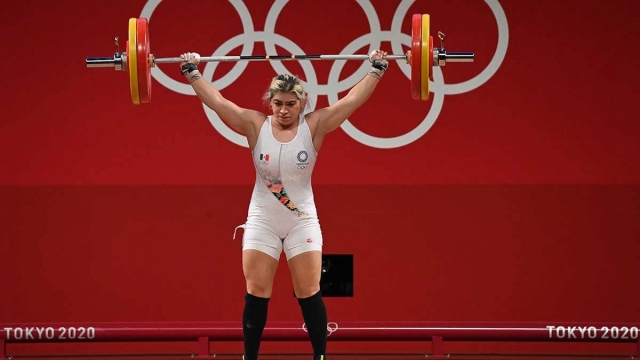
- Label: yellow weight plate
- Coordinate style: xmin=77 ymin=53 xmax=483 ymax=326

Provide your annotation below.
xmin=420 ymin=14 xmax=430 ymax=101
xmin=128 ymin=18 xmax=140 ymax=105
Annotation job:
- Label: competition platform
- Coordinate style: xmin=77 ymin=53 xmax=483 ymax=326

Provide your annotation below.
xmin=2 ymin=321 xmax=640 ymax=359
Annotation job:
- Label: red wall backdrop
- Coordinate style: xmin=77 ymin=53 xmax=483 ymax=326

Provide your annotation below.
xmin=1 ymin=0 xmax=639 ymax=347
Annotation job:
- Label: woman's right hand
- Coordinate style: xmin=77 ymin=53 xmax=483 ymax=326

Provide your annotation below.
xmin=179 ymin=52 xmax=202 ymax=82
xmin=180 ymin=52 xmax=201 ymax=66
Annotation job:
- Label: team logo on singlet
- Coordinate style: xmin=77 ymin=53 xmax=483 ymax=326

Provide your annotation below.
xmin=259 ymin=153 xmax=270 ymax=165
xmin=296 ymin=150 xmax=309 ymax=169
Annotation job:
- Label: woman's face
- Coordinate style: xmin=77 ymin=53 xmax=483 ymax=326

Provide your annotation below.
xmin=270 ymin=92 xmax=302 ymax=126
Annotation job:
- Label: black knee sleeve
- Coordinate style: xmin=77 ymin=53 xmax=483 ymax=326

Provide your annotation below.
xmin=243 ymin=293 xmax=270 ymax=360
xmin=297 ymin=291 xmax=328 ymax=358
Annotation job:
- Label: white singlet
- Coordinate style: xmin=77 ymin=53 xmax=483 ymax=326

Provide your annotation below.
xmin=236 ymin=114 xmax=324 ymax=260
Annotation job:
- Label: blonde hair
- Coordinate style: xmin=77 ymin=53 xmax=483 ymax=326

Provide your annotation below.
xmin=262 ymin=74 xmax=310 ymax=110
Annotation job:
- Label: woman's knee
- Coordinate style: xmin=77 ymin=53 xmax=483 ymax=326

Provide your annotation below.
xmin=246 ymin=281 xmax=273 ymax=298
xmin=243 ymin=249 xmax=279 ymax=297
xmin=245 ymin=269 xmax=276 ymax=297
xmin=288 ymin=251 xmax=322 ymax=298
xmin=294 ymin=286 xmax=320 ymax=299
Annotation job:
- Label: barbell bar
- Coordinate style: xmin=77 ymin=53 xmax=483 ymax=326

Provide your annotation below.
xmin=85 ymin=14 xmax=474 ymax=104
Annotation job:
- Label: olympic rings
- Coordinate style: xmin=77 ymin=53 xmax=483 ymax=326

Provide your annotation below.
xmin=302 ymin=322 xmax=339 ymax=336
xmin=140 ymin=0 xmax=509 ymax=149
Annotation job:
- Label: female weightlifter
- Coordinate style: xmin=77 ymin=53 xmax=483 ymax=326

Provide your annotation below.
xmin=179 ymin=49 xmax=389 ymax=360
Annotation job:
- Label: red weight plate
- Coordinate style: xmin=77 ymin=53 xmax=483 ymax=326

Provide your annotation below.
xmin=410 ymin=14 xmax=422 ymax=100
xmin=136 ymin=18 xmax=152 ymax=104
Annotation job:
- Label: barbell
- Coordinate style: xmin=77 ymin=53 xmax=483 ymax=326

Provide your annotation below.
xmin=85 ymin=15 xmax=474 ymax=105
